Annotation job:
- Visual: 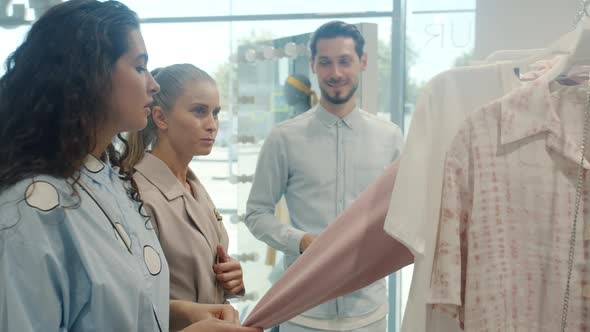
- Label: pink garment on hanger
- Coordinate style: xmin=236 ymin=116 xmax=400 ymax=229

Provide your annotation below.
xmin=243 ymin=161 xmax=413 ymax=329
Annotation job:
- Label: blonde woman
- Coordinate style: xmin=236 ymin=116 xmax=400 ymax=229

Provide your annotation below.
xmin=122 ymin=64 xmax=245 ymax=305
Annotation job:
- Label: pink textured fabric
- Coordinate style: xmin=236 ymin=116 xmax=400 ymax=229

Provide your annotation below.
xmin=244 ymin=161 xmax=413 ymax=329
xmin=429 ymin=81 xmax=590 ymax=331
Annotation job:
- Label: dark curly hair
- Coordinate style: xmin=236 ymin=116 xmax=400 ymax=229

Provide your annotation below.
xmin=0 ymin=0 xmax=139 ymax=192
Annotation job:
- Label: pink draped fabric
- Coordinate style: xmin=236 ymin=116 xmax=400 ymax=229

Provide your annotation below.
xmin=244 ymin=161 xmax=413 ymax=328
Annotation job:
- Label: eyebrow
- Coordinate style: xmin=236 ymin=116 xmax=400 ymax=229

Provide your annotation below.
xmin=136 ymin=53 xmax=148 ymax=63
xmin=319 ymin=54 xmax=354 ymax=58
xmin=190 ymin=103 xmax=221 ymax=112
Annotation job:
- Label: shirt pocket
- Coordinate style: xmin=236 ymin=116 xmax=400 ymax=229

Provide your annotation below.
xmin=354 ymin=166 xmax=386 ymax=194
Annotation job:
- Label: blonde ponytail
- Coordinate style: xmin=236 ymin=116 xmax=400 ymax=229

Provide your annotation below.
xmin=120 ymin=128 xmax=152 ymax=175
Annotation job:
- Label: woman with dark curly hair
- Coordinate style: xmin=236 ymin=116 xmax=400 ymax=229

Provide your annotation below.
xmin=0 ymin=1 xmax=260 ymax=332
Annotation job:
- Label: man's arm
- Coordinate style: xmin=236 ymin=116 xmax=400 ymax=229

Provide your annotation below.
xmin=244 ymin=127 xmax=306 ymax=256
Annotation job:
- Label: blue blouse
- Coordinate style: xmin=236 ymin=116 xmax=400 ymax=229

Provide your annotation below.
xmin=0 ymin=155 xmax=170 ymax=331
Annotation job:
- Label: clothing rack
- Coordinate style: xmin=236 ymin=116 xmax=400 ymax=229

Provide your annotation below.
xmin=574 ymin=0 xmax=590 ymax=25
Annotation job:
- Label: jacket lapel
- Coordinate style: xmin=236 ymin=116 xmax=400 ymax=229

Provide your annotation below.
xmin=135 ymin=154 xmax=218 ymax=253
xmin=182 ymin=180 xmax=218 ymax=254
xmin=187 ymin=171 xmax=229 ymax=250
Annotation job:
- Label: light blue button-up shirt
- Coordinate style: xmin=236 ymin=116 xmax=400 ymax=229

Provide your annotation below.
xmin=0 ymin=156 xmax=169 ymax=331
xmin=245 ymin=104 xmax=403 ymax=321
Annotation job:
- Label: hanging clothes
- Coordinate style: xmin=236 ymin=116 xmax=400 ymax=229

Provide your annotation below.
xmin=429 ymin=80 xmax=590 ymax=331
xmin=383 ymin=61 xmax=524 ymax=332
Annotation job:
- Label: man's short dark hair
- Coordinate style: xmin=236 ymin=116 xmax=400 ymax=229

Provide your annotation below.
xmin=309 ymin=21 xmax=365 ymax=59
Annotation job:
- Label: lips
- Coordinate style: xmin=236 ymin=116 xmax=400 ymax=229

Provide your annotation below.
xmin=142 ymin=100 xmax=153 ymax=115
xmin=327 ymin=81 xmax=348 ymax=88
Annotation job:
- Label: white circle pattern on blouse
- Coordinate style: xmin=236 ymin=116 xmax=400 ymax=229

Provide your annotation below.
xmin=25 ymin=181 xmax=60 ymax=212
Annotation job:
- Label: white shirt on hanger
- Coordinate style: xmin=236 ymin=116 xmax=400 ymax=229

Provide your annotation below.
xmin=384 ymin=61 xmax=523 ymax=332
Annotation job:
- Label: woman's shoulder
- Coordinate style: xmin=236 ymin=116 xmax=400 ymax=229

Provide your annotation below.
xmin=133 ymin=154 xmax=187 ymax=208
xmin=0 ymin=176 xmax=75 ymax=212
xmin=0 ymin=176 xmax=80 ymax=248
xmin=132 ymin=171 xmax=166 ymax=201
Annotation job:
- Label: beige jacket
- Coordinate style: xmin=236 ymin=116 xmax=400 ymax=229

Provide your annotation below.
xmin=133 ymin=153 xmax=229 ymax=304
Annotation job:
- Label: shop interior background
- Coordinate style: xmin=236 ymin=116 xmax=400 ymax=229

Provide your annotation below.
xmin=0 ymin=0 xmax=580 ymax=330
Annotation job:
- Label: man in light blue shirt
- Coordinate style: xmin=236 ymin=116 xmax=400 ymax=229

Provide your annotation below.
xmin=245 ymin=21 xmax=404 ymax=332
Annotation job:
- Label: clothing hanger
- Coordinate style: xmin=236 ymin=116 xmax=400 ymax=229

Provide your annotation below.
xmin=536 ymin=2 xmax=590 ymax=82
xmin=483 ymin=32 xmax=581 ymax=80
xmin=494 ymin=0 xmax=590 ymax=81
xmin=484 ymin=48 xmax=550 ymax=63
xmin=479 ymin=1 xmax=590 ymax=83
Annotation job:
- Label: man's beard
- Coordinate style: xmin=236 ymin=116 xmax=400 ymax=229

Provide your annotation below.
xmin=320 ymin=81 xmax=358 ymax=105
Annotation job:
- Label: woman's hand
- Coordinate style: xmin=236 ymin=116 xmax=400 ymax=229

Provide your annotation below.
xmin=214 ymin=244 xmax=245 ymax=296
xmin=170 ymin=301 xmax=241 ymax=331
xmin=182 ymin=318 xmax=262 ymax=332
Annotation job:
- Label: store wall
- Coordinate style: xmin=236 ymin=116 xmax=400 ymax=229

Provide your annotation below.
xmin=474 ymin=0 xmax=578 ymax=59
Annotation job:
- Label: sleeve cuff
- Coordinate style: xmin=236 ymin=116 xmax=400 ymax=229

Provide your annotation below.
xmin=288 ymin=228 xmax=307 ymax=256
xmin=225 ymin=287 xmax=246 ymax=299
